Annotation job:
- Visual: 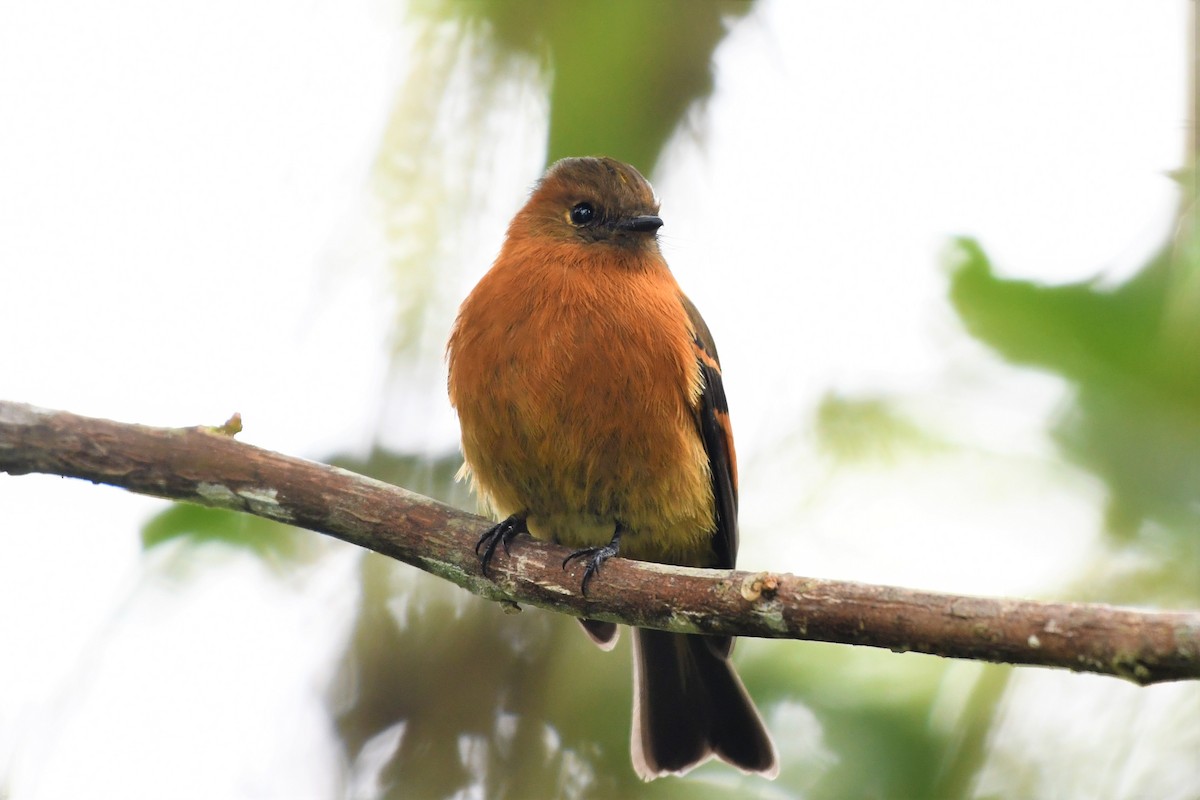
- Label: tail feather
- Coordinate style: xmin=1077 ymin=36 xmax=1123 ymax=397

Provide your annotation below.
xmin=631 ymin=628 xmax=777 ymax=780
xmin=578 ymin=618 xmax=619 ymax=651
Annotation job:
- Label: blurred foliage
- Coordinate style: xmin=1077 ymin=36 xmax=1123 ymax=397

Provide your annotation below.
xmin=142 ymin=504 xmax=313 ymax=565
xmin=743 ymin=639 xmax=1011 ymax=800
xmin=948 ymin=176 xmax=1199 ymax=581
xmin=815 ymin=393 xmax=947 ymax=464
xmin=331 ymin=554 xmax=630 ymax=800
xmin=331 ymin=447 xmax=472 ymax=511
xmin=948 ymin=171 xmax=1200 ymax=610
xmin=423 ymin=0 xmax=752 ymax=172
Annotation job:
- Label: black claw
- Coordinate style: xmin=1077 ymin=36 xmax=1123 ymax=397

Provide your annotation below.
xmin=561 ymin=526 xmax=624 ymax=595
xmin=476 ymin=515 xmax=528 ymax=577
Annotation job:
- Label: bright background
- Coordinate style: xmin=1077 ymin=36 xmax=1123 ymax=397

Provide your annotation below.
xmin=1 ymin=1 xmax=1196 ymax=798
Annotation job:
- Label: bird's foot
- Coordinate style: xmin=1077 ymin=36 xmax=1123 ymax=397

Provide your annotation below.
xmin=476 ymin=515 xmax=528 ymax=576
xmin=562 ymin=526 xmax=624 ymax=595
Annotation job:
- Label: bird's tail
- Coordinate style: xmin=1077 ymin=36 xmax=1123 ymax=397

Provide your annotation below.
xmin=631 ymin=628 xmax=778 ymax=780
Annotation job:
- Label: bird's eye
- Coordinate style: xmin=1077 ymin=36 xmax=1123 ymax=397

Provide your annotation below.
xmin=568 ymin=202 xmax=596 ymax=226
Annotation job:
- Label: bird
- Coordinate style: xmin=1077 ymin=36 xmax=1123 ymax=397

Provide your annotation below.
xmin=446 ymin=156 xmax=777 ymax=780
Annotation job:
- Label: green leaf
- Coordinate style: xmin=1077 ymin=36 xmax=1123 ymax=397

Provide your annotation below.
xmin=140 ymin=503 xmax=309 ymax=562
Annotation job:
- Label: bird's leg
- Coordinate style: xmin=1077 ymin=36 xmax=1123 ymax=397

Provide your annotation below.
xmin=562 ymin=524 xmax=625 ymax=595
xmin=475 ymin=514 xmax=529 ymax=577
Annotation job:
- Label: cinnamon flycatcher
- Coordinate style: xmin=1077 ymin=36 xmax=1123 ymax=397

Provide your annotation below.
xmin=447 ymin=157 xmax=777 ymax=780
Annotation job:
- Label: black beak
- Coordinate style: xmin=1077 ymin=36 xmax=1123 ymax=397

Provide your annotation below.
xmin=618 ymin=215 xmax=664 ymax=233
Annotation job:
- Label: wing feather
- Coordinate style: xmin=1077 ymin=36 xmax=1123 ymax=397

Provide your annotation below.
xmin=679 ymin=295 xmax=738 ymax=571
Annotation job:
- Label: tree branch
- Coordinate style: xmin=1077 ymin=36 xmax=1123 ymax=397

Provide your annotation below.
xmin=1 ymin=400 xmax=1197 ymax=686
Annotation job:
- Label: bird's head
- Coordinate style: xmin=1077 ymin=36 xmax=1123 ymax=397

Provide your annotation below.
xmin=510 ymin=157 xmax=664 ymax=251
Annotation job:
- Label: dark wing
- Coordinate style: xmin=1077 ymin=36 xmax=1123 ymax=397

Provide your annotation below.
xmin=679 ymin=294 xmax=738 ymax=571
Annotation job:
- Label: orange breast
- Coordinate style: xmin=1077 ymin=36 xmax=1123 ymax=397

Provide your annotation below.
xmin=448 ymin=239 xmax=716 ymax=565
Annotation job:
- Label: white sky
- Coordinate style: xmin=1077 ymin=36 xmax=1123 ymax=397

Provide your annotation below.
xmin=0 ymin=1 xmax=1192 ymax=797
